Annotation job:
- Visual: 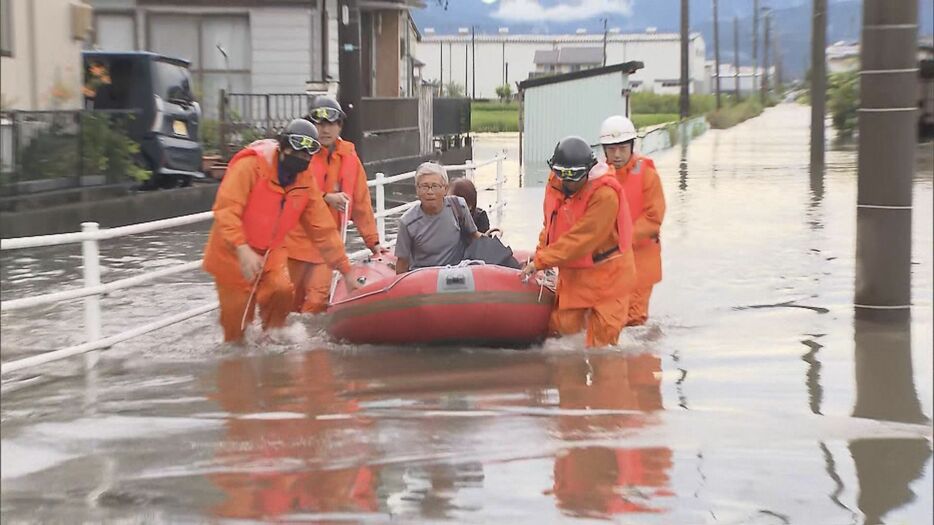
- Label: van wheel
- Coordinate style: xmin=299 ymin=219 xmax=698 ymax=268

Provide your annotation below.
xmin=158 ymin=174 xmax=180 ymax=189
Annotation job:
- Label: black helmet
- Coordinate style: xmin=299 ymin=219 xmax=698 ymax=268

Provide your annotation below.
xmin=279 ymin=118 xmax=321 ymax=155
xmin=547 ymin=136 xmax=597 ymax=182
xmin=307 ymin=95 xmax=347 ymax=123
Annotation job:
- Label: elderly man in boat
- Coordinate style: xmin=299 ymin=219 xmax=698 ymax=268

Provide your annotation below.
xmin=393 ymin=162 xmax=482 ymax=274
xmin=520 ymin=136 xmax=637 ymax=348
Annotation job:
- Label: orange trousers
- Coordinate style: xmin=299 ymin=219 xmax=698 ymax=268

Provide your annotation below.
xmin=627 ymin=284 xmax=654 ymax=326
xmin=549 ymin=295 xmax=630 ymax=348
xmin=287 ymin=259 xmax=333 ymax=314
xmin=215 ymin=261 xmax=294 ymax=343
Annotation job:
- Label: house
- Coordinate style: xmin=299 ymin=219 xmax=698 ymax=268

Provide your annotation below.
xmin=87 ymin=0 xmax=424 ymax=117
xmin=415 ymin=30 xmax=706 ymax=99
xmin=1 ymin=0 xmax=93 ymax=110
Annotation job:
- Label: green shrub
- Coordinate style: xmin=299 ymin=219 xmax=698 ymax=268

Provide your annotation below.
xmin=632 ymin=114 xmax=679 ymax=129
xmin=828 ymin=71 xmax=858 ymax=137
xmin=630 ymin=92 xmax=716 ymax=116
xmin=706 ymin=99 xmax=764 ymax=129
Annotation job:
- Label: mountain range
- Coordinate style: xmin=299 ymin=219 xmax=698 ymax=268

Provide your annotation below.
xmin=412 ymin=0 xmax=934 ymax=79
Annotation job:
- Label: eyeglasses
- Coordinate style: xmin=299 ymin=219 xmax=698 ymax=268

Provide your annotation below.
xmin=287 ymin=134 xmax=321 ymax=155
xmin=552 ymin=165 xmax=589 ymax=182
xmin=309 ymin=106 xmax=344 ymax=123
xmin=417 ymin=183 xmax=445 ymax=192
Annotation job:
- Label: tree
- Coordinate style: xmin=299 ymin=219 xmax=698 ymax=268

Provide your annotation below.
xmin=444 ymin=82 xmax=464 ymax=98
xmin=495 ymin=84 xmax=513 ymax=102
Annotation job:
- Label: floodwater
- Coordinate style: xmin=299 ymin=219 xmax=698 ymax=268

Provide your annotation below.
xmin=1 ymin=104 xmax=932 ymax=524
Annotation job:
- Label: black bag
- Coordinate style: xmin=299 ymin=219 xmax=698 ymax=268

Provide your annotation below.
xmin=464 ymin=235 xmax=522 ymax=269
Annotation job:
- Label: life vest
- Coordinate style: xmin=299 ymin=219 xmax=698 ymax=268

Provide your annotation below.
xmin=543 ymin=169 xmax=633 ymax=269
xmin=234 ymin=139 xmax=312 ymax=252
xmin=620 ymin=155 xmax=657 ymax=249
xmin=314 ymin=140 xmax=360 ymax=221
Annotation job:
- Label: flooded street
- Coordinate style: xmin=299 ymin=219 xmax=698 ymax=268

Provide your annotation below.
xmin=1 ymin=104 xmax=932 ymax=523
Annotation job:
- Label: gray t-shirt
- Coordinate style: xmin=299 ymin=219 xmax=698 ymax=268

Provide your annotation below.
xmin=395 ymin=196 xmax=478 ymax=269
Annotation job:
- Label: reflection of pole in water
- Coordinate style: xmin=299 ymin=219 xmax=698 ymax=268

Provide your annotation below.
xmin=854 ymin=0 xmax=916 ymax=322
xmin=852 ymin=319 xmax=926 ymax=424
xmin=678 ymin=125 xmax=689 ymax=192
xmin=850 ymin=317 xmax=930 ymax=525
xmin=800 ymin=339 xmax=824 ymax=415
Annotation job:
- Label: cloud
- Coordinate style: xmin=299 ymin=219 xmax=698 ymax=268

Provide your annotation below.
xmin=490 ymin=0 xmax=633 ymax=22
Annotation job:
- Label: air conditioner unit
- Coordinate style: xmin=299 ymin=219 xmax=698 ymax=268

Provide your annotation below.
xmin=71 ymin=1 xmax=93 ymax=41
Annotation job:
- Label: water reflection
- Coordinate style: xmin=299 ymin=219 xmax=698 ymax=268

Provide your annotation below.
xmin=209 ymin=350 xmax=378 ymax=520
xmin=850 ymin=317 xmax=932 ymax=524
xmin=549 ymin=353 xmax=672 ymax=518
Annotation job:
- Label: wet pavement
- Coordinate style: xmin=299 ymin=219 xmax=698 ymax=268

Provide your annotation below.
xmin=1 ymin=104 xmax=932 ymax=523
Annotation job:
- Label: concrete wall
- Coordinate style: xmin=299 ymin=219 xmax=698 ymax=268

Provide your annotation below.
xmin=415 ymin=32 xmax=707 ymax=99
xmin=1 ymin=0 xmax=90 ymax=110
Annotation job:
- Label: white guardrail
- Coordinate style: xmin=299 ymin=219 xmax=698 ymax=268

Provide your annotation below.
xmin=0 ymin=154 xmax=507 ymax=375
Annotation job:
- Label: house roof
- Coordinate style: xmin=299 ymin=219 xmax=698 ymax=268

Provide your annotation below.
xmin=533 ymin=47 xmax=603 ymax=66
xmin=518 ymin=61 xmax=644 ymax=91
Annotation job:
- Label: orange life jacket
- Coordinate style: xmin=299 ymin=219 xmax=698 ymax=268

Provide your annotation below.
xmin=233 ymin=139 xmax=313 ymax=252
xmin=621 ymin=156 xmax=656 ymax=248
xmin=543 ymin=170 xmax=633 ymax=269
xmin=314 ymin=141 xmax=360 ymax=217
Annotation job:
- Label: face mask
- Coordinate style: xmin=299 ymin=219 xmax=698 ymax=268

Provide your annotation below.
xmin=561 ymin=181 xmax=581 ymax=197
xmin=281 ymin=154 xmax=310 ymax=176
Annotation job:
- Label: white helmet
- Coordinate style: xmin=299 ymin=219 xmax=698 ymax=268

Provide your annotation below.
xmin=599 ymin=115 xmax=637 ymax=145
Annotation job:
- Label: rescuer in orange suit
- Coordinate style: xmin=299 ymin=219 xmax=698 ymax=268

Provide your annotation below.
xmin=209 ymin=349 xmax=377 ymax=520
xmin=599 ymin=115 xmax=666 ymax=326
xmin=202 ymin=119 xmax=359 ymax=343
xmin=286 ymin=96 xmax=383 ymax=314
xmin=520 ymin=136 xmax=637 ymax=348
xmin=550 ymin=352 xmax=673 ymax=516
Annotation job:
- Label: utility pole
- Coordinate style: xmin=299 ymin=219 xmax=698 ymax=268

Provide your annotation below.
xmin=761 ymin=9 xmax=770 ymax=104
xmin=733 ymin=16 xmax=740 ymax=99
xmin=471 ymin=26 xmax=476 ymax=100
xmin=680 ymin=0 xmax=690 ymax=119
xmin=713 ymin=0 xmax=721 ymax=109
xmin=440 ymin=42 xmax=444 ymax=96
xmin=602 ymin=18 xmax=608 ymax=67
xmin=338 ymin=0 xmax=363 ymax=156
xmin=753 ymin=0 xmax=759 ymax=95
xmin=854 ymin=0 xmax=917 ymax=322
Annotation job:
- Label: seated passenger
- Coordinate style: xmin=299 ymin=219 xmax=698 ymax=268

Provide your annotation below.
xmin=448 ymin=178 xmax=490 ymax=234
xmin=394 ymin=162 xmax=481 ymax=274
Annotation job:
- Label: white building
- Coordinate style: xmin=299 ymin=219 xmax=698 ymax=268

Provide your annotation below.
xmin=705 ymin=62 xmax=771 ymax=96
xmin=414 ymin=30 xmax=707 ymax=99
xmin=827 ymin=40 xmax=860 ymax=74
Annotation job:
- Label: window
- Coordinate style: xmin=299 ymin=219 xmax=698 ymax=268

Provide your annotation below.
xmin=148 ymin=14 xmax=250 ymax=118
xmin=95 ymin=13 xmax=135 ymax=51
xmin=1 ymin=0 xmax=13 ymax=57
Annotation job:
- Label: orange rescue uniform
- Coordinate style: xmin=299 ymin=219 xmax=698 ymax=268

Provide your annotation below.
xmin=203 ymin=140 xmax=351 ymax=342
xmin=534 ymin=173 xmax=637 ymax=348
xmin=612 ymin=154 xmax=665 ymax=326
xmin=285 ymin=139 xmax=379 ymax=313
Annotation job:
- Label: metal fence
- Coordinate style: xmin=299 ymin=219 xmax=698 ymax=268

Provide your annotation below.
xmin=0 ymin=153 xmax=507 ymax=376
xmin=0 ymin=110 xmax=142 ymax=197
xmin=217 ymin=92 xmax=469 ymax=160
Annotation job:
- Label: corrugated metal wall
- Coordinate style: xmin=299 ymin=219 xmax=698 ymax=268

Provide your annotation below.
xmin=521 ymin=72 xmax=629 ymax=187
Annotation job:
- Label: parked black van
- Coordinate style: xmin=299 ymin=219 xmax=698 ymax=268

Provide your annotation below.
xmin=83 ymin=51 xmax=203 ymax=189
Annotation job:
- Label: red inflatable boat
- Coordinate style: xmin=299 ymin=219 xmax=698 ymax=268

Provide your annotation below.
xmin=326 ymin=252 xmax=555 ymax=346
